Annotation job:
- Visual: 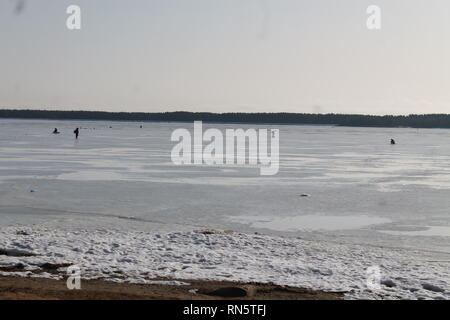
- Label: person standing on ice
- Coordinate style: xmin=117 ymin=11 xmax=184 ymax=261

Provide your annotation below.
xmin=74 ymin=128 xmax=79 ymax=139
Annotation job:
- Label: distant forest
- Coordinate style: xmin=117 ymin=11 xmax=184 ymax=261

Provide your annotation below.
xmin=2 ymin=109 xmax=450 ymax=128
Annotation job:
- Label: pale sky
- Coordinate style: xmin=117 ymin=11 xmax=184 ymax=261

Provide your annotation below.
xmin=1 ymin=0 xmax=450 ymax=114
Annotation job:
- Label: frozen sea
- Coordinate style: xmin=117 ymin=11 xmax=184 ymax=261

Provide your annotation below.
xmin=0 ymin=118 xmax=449 ymax=299
xmin=1 ymin=119 xmax=450 ymax=252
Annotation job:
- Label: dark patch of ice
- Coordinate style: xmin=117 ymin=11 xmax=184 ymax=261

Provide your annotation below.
xmin=422 ymin=283 xmax=445 ymax=293
xmin=0 ymin=248 xmax=36 ymax=257
xmin=381 ymin=279 xmax=396 ymax=288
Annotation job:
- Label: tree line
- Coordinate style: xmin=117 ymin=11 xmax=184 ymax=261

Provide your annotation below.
xmin=1 ymin=109 xmax=450 ymax=128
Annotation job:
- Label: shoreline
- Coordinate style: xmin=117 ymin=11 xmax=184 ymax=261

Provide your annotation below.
xmin=0 ymin=276 xmax=342 ymax=300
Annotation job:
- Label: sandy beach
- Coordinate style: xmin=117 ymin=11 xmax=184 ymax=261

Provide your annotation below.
xmin=0 ymin=276 xmax=342 ymax=300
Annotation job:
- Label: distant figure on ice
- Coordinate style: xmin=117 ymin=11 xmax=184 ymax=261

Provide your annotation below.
xmin=390 ymin=139 xmax=396 ymax=145
xmin=52 ymin=128 xmax=60 ymax=134
xmin=74 ymin=128 xmax=79 ymax=139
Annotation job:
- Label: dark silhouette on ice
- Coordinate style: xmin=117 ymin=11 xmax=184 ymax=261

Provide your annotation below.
xmin=74 ymin=128 xmax=79 ymax=139
xmin=52 ymin=128 xmax=60 ymax=134
xmin=390 ymin=139 xmax=396 ymax=145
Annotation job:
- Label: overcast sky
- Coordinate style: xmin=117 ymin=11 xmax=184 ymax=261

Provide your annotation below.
xmin=1 ymin=0 xmax=450 ymax=114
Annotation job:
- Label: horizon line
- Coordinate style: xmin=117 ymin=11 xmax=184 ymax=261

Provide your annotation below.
xmin=1 ymin=108 xmax=450 ymax=117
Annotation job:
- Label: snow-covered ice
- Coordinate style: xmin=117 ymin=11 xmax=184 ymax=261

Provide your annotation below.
xmin=0 ymin=226 xmax=448 ymax=300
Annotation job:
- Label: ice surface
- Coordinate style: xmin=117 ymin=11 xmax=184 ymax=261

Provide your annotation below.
xmin=229 ymin=215 xmax=391 ymax=232
xmin=380 ymin=226 xmax=450 ymax=237
xmin=1 ymin=119 xmax=450 ymax=299
xmin=1 ymin=119 xmax=449 ymax=250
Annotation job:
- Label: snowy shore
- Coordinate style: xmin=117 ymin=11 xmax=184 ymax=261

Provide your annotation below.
xmin=0 ymin=226 xmax=448 ymax=300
